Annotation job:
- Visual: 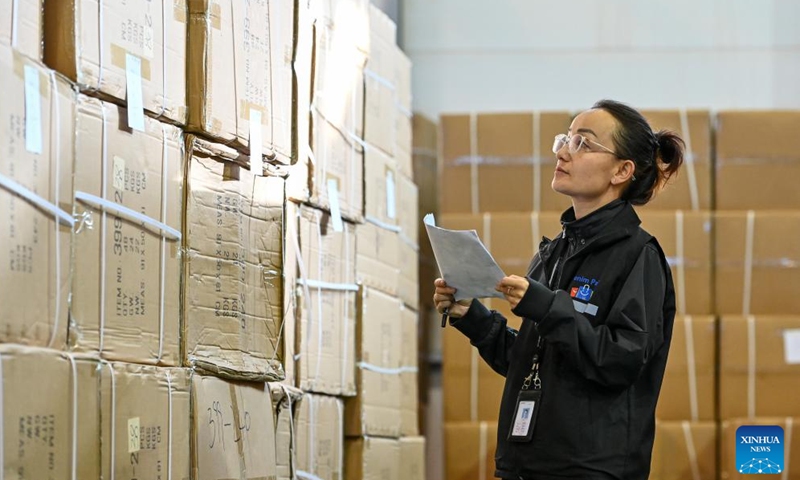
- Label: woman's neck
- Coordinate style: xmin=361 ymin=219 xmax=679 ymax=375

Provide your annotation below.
xmin=571 ymin=192 xmax=623 ymax=220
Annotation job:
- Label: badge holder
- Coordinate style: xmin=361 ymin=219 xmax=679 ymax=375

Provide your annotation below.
xmin=508 ymin=338 xmax=543 ymax=443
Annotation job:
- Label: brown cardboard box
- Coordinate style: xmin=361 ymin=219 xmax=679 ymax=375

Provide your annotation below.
xmin=638 ymin=210 xmax=713 ymax=315
xmin=640 ymin=110 xmax=712 ymax=211
xmin=270 ymin=383 xmax=304 ymax=480
xmin=1 ymin=0 xmax=41 ymax=60
xmin=657 ymin=316 xmax=717 ymax=421
xmin=287 ymin=0 xmax=368 ymax=222
xmin=439 ymin=112 xmax=573 ymax=214
xmin=345 ymin=437 xmax=401 ymax=480
xmin=394 ymin=46 xmax=413 ymax=179
xmin=716 ymin=111 xmax=800 ymax=210
xmin=297 ymin=393 xmax=344 ymax=480
xmin=400 ymin=304 xmax=420 ymax=437
xmin=364 ymin=5 xmax=397 ymax=157
xmin=346 ymin=287 xmax=403 ymax=438
xmin=721 ymin=417 xmax=799 ymax=479
xmin=715 ymin=211 xmax=800 ymax=314
xmin=99 ymin=363 xmax=191 ymax=480
xmin=191 ymin=374 xmax=277 ymax=480
xmin=650 ymin=421 xmax=717 ymax=480
xmin=0 ymin=346 xmax=100 ymax=480
xmin=356 ymin=220 xmax=400 ymax=296
xmin=293 ymin=204 xmax=357 ymax=395
xmin=70 ymin=95 xmax=182 ymax=365
xmin=364 ymin=147 xmax=398 ymax=229
xmin=719 ymin=316 xmax=800 ymax=419
xmin=186 ymin=0 xmax=294 ymax=164
xmin=400 ymin=437 xmax=426 ymax=480
xmin=183 ymin=135 xmax=285 ymax=381
xmin=43 ymin=0 xmax=186 ymax=124
xmin=0 ymin=49 xmax=74 ymax=349
xmin=444 ymin=422 xmax=498 ymax=480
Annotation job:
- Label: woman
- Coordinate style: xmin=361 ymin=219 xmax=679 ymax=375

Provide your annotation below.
xmin=434 ymin=99 xmax=684 ymax=480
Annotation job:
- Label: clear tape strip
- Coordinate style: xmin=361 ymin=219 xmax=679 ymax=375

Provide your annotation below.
xmin=678 ymin=108 xmax=700 ymax=211
xmin=74 ymin=191 xmax=182 ymax=240
xmin=684 ymin=315 xmax=699 ymax=422
xmin=469 ymin=113 xmax=479 ymax=214
xmin=676 ymin=211 xmax=687 ymax=315
xmin=356 ymin=362 xmax=419 ymax=375
xmin=681 ymin=421 xmax=701 ymax=480
xmin=0 ymin=174 xmax=74 ymax=227
xmin=743 ymin=211 xmax=755 ymax=315
xmin=747 ymin=315 xmax=756 ymax=419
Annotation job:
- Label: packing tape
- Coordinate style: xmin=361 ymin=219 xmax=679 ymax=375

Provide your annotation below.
xmin=365 ymin=215 xmax=401 ymax=233
xmin=747 ymin=315 xmax=756 ymax=419
xmin=74 ymin=192 xmax=182 ymax=241
xmin=684 ymin=315 xmax=699 ymax=422
xmin=295 ymin=279 xmax=359 ymax=292
xmin=532 ymin=111 xmax=541 ymax=212
xmin=676 ymin=210 xmax=687 ymax=315
xmin=11 ymin=0 xmax=18 ymax=48
xmin=783 ymin=417 xmax=793 ymax=480
xmin=681 ymin=421 xmax=701 ymax=480
xmin=356 ymin=362 xmax=418 ymax=375
xmin=99 ymin=104 xmax=109 ymax=353
xmin=0 ymin=174 xmax=74 ymax=228
xmin=469 ymin=112 xmax=479 ymax=214
xmin=478 ymin=421 xmax=488 ymax=480
xmin=49 ymin=71 xmax=65 ymax=350
xmin=63 ymin=353 xmax=78 ymax=480
xmin=105 ymin=361 xmax=118 ymax=480
xmin=166 ymin=370 xmax=173 ymax=480
xmin=743 ymin=211 xmax=755 ymax=316
xmin=678 ymin=108 xmax=700 ymax=211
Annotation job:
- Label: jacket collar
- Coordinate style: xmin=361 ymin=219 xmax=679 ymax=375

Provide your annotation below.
xmin=557 ymin=199 xmax=641 ymax=251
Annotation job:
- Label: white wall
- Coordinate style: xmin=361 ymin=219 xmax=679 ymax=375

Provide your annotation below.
xmin=401 ymin=0 xmax=800 ymax=118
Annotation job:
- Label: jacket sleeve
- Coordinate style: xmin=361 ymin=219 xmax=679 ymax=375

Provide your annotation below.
xmin=450 ymin=299 xmax=519 ymax=377
xmin=511 ymin=243 xmax=667 ymax=388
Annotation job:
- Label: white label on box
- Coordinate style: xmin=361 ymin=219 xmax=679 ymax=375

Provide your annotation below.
xmin=249 ymin=108 xmax=263 ymax=176
xmin=386 ymin=170 xmax=396 ymax=220
xmin=113 ymin=156 xmax=126 ymax=190
xmin=24 ymin=65 xmax=43 ymax=154
xmin=783 ymin=329 xmax=800 ymax=364
xmin=128 ymin=417 xmax=140 ymax=453
xmin=125 ymin=53 xmax=146 ymax=132
xmin=327 ymin=179 xmax=344 ymax=232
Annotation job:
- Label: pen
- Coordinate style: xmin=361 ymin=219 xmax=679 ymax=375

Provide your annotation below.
xmin=441 ymin=308 xmax=449 ymax=328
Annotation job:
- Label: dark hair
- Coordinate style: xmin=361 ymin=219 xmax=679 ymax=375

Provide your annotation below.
xmin=592 ymin=99 xmax=685 ymax=206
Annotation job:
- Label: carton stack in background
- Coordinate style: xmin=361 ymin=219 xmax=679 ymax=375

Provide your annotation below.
xmin=715 ymin=111 xmax=800 ymax=480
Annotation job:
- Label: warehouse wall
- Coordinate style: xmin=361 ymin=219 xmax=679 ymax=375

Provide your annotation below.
xmin=401 ymin=0 xmax=800 ymax=117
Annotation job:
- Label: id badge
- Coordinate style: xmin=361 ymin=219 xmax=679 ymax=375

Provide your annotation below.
xmin=507 ymin=389 xmax=541 ymax=442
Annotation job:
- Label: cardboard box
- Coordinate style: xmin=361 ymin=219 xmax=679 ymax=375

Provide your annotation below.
xmin=638 ymin=210 xmax=713 ymax=315
xmin=297 ymin=393 xmax=344 ymax=480
xmin=657 ymin=316 xmax=716 ymax=421
xmin=364 ymin=5 xmax=397 ymax=157
xmin=640 ymin=110 xmax=712 ymax=211
xmin=401 ymin=304 xmax=420 ymax=437
xmin=98 ymin=363 xmax=191 ymax=480
xmin=650 ymin=421 xmax=717 ymax=480
xmin=293 ymin=204 xmax=357 ymax=395
xmin=397 ymin=172 xmax=419 ymax=248
xmin=0 ymin=346 xmax=100 ymax=480
xmin=70 ymin=95 xmax=182 ymax=365
xmin=345 ymin=287 xmax=403 ymax=438
xmin=394 ymin=46 xmax=413 ymax=179
xmin=0 ymin=0 xmax=41 ymax=60
xmin=439 ymin=112 xmax=573 ymax=214
xmin=400 ymin=437 xmax=426 ymax=480
xmin=720 ymin=417 xmax=800 ymax=480
xmin=345 ymin=437 xmax=401 ymax=480
xmin=186 ymin=0 xmax=294 ymax=164
xmin=719 ymin=316 xmax=800 ymax=419
xmin=399 ymin=238 xmax=420 ymax=311
xmin=716 ymin=111 xmax=800 ymax=210
xmin=270 ymin=383 xmax=304 ymax=480
xmin=287 ymin=0 xmax=368 ymax=222
xmin=191 ymin=375 xmax=277 ymax=480
xmin=444 ymin=422 xmax=498 ymax=480
xmin=43 ymin=0 xmax=187 ymax=124
xmin=0 ymin=49 xmax=74 ymax=349
xmin=364 ymin=147 xmax=398 ymax=229
xmin=356 ymin=220 xmax=399 ymax=296
xmin=715 ymin=211 xmax=800 ymax=314
xmin=183 ymin=135 xmax=285 ymax=381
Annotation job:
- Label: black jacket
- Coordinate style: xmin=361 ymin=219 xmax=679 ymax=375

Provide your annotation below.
xmin=452 ymin=200 xmax=676 ymax=480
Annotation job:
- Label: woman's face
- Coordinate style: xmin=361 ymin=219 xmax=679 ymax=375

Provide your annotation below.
xmin=551 ymin=109 xmax=627 ymax=203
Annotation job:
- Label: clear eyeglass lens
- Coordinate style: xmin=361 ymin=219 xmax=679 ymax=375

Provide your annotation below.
xmin=552 ymin=134 xmax=568 ymax=154
xmin=569 ymin=134 xmax=586 ymax=153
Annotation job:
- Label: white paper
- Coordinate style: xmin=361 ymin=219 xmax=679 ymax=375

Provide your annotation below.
xmin=327 ymin=179 xmax=344 ymax=232
xmin=125 ymin=53 xmax=145 ymax=132
xmin=249 ymin=109 xmax=263 ymax=176
xmin=784 ymin=329 xmax=800 ymax=365
xmin=386 ymin=170 xmax=396 ymax=220
xmin=423 ymin=213 xmax=506 ymax=300
xmin=24 ymin=65 xmax=43 ymax=154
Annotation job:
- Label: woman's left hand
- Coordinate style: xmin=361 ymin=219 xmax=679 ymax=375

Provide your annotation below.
xmin=496 ymin=275 xmax=530 ymax=310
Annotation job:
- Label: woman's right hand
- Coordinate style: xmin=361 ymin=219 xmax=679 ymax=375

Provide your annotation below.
xmin=433 ymin=278 xmax=473 ymax=318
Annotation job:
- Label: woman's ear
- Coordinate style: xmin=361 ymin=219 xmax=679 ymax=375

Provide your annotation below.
xmin=612 ymin=160 xmax=636 ymax=185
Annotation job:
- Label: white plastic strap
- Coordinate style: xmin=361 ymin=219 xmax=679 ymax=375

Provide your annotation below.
xmin=532 ymin=111 xmax=541 ymax=212
xmin=64 ymin=354 xmax=78 ymax=480
xmin=160 ymin=0 xmax=168 ymax=118
xmin=75 ymin=191 xmax=182 ymax=241
xmin=97 ymin=0 xmax=105 ymax=89
xmin=348 ymin=132 xmax=368 ymax=151
xmin=105 ymin=362 xmax=117 ymax=480
xmin=531 ymin=212 xmax=540 ymax=255
xmin=49 ymin=71 xmax=65 ymax=350
xmin=314 ymin=222 xmax=325 ymax=383
xmin=743 ymin=211 xmax=755 ymax=315
xmin=469 ymin=113 xmax=479 ymax=214
xmin=676 ymin=211 xmax=687 ymax=315
xmin=356 ymin=362 xmax=418 ymax=375
xmin=10 ymin=0 xmax=19 ymax=47
xmin=681 ymin=421 xmax=701 ymax=480
xmin=396 ymin=103 xmax=412 ymax=119
xmin=0 ymin=353 xmax=5 ymax=480
xmin=228 ymin=0 xmax=239 ymax=130
xmin=308 ymin=394 xmax=316 ymax=474
xmin=297 ymin=471 xmax=325 ymax=480
xmin=0 ymin=174 xmax=74 ymax=227
xmin=747 ymin=315 xmax=757 ymax=418
xmin=365 ymin=215 xmax=401 ymax=233
xmin=336 ymin=400 xmax=344 ymax=469
xmin=363 ymin=68 xmax=395 ymax=91
xmin=678 ymin=109 xmax=700 ymax=211
xmin=296 ymin=278 xmax=359 ymax=292
xmin=470 ymin=347 xmax=479 ymax=422
xmin=157 ymin=124 xmax=169 ymax=363
xmin=288 ymin=212 xmax=315 ymax=387
xmin=783 ymin=417 xmax=793 ymax=480
xmin=341 ymin=225 xmax=352 ymax=390
xmin=478 ymin=421 xmax=488 ymax=480
xmin=684 ymin=315 xmax=699 ymax=422
xmin=99 ymin=104 xmax=109 ymax=353
xmin=165 ymin=371 xmax=173 ymax=480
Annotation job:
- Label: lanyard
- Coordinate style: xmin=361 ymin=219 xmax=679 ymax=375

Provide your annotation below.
xmin=522 ymin=336 xmax=543 ymax=391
